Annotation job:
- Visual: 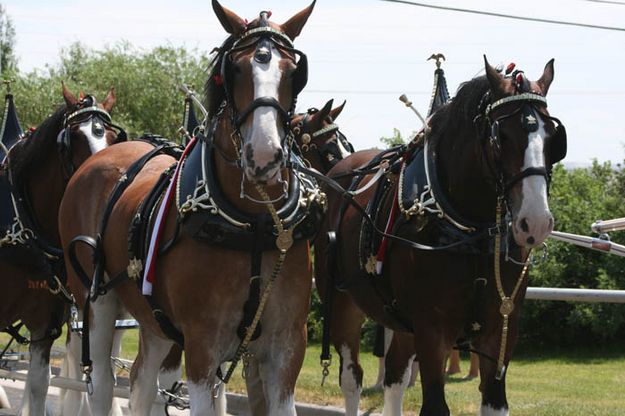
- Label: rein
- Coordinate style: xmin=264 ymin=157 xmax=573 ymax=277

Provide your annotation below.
xmin=290 ymin=159 xmax=503 ymax=253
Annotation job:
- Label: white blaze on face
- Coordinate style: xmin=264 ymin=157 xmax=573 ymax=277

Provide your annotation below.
xmin=513 ymin=117 xmax=554 ymax=247
xmin=242 ymin=44 xmax=284 ymax=180
xmin=79 ymin=119 xmax=108 ymax=154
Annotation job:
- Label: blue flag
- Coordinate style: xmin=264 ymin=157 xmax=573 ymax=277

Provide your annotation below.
xmin=0 ymin=93 xmax=23 ymax=161
xmin=427 ymin=67 xmax=450 ymax=117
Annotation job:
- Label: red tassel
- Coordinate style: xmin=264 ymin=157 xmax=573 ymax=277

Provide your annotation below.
xmin=213 ymin=74 xmax=223 ymax=86
xmin=266 ymin=11 xmax=272 ymax=18
xmin=516 ymin=73 xmax=524 ymax=84
xmin=505 ymin=63 xmax=516 ymax=75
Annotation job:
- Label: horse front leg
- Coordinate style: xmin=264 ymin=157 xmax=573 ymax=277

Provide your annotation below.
xmin=331 ymin=292 xmax=366 ymax=416
xmin=474 ymin=315 xmax=522 ymax=416
xmin=86 ymin=292 xmax=121 ymax=416
xmin=128 ymin=328 xmax=175 ymax=416
xmin=60 ymin=328 xmax=90 ymax=416
xmin=244 ymin=358 xmax=267 ymax=416
xmin=413 ymin=326 xmax=451 ymax=416
xmin=184 ymin=337 xmax=226 ymax=416
xmin=20 ymin=329 xmax=53 ymax=416
xmin=381 ymin=331 xmax=415 ymax=416
xmin=151 ymin=344 xmax=184 ymax=415
xmin=474 ymin=333 xmax=509 ymax=416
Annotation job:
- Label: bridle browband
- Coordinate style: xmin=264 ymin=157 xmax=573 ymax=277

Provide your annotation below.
xmin=484 ymin=92 xmax=547 ymax=115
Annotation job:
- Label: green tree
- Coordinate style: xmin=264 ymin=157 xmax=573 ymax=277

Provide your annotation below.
xmin=12 ymin=42 xmax=210 ymax=139
xmin=520 ymin=161 xmax=625 ymax=347
xmin=0 ymin=3 xmax=17 ymax=76
xmin=379 ymin=128 xmax=406 ymax=148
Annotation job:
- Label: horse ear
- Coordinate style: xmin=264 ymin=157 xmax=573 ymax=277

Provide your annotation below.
xmin=212 ymin=0 xmax=247 ymax=36
xmin=318 ymin=99 xmax=334 ymax=120
xmin=330 ymin=100 xmax=347 ymax=121
xmin=537 ymin=59 xmax=555 ymax=96
xmin=280 ymin=0 xmax=316 ymax=41
xmin=62 ymin=82 xmax=79 ymax=107
xmin=484 ymin=55 xmax=504 ymax=92
xmin=102 ymin=87 xmax=117 ymax=112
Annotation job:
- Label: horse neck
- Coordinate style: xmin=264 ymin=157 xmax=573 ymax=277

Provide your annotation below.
xmin=25 ymin=155 xmax=66 ymax=246
xmin=212 ymin=118 xmax=288 ymax=214
xmin=435 ymin=120 xmax=498 ymax=222
xmin=304 ymin=151 xmax=326 ymax=174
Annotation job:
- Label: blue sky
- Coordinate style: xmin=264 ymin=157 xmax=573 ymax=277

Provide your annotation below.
xmin=3 ymin=0 xmax=625 ymax=165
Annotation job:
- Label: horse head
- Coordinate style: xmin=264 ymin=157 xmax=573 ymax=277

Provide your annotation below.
xmin=291 ymin=99 xmax=352 ymax=173
xmin=482 ymin=57 xmax=566 ymax=248
xmin=209 ymin=0 xmax=315 ymax=184
xmin=58 ymin=83 xmax=125 ymax=176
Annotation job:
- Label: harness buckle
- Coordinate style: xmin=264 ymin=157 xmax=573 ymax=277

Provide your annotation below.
xmin=320 ymin=357 xmax=332 ymax=386
xmin=488 ymin=224 xmax=504 ymax=236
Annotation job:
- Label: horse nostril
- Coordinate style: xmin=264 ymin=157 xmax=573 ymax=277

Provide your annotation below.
xmin=527 ymin=236 xmax=535 ymax=245
xmin=274 ymin=148 xmax=284 ymax=163
xmin=520 ymin=218 xmax=529 ymax=233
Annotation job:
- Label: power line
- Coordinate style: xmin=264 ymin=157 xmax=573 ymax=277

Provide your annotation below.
xmin=381 ymin=0 xmax=625 ymax=32
xmin=585 ymin=0 xmax=625 ymax=5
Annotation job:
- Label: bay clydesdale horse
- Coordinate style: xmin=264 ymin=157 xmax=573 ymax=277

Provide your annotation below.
xmin=315 ymin=58 xmax=566 ymax=415
xmin=60 ymin=2 xmax=322 ymax=415
xmin=0 ymin=85 xmax=122 ymax=415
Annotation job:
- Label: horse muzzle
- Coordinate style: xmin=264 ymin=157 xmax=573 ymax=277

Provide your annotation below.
xmin=512 ymin=210 xmax=554 ymax=248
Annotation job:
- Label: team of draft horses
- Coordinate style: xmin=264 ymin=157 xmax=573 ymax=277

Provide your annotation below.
xmin=0 ymin=1 xmax=568 ymax=415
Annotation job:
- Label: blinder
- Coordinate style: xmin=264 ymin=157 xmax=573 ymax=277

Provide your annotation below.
xmin=547 ymin=116 xmax=567 ymax=164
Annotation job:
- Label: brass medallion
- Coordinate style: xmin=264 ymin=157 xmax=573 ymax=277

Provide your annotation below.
xmin=276 ymin=228 xmax=293 ymax=251
xmin=127 ymin=257 xmax=144 ymax=281
xmin=499 ymin=297 xmax=515 ymax=316
xmin=365 ymin=255 xmax=377 ymax=275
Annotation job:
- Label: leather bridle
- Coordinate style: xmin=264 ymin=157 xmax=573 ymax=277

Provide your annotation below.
xmin=478 ymin=92 xmax=567 ymax=196
xmin=218 ymin=16 xmax=308 ymax=159
xmin=57 ymin=96 xmax=126 ymax=177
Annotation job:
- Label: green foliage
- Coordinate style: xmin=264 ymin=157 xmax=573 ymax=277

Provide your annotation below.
xmin=520 ymin=161 xmax=625 ymax=347
xmin=0 ymin=3 xmax=17 ymax=76
xmin=379 ymin=127 xmax=406 ymax=148
xmin=307 ymin=288 xmax=323 ymax=342
xmin=11 ymin=42 xmax=210 ymax=140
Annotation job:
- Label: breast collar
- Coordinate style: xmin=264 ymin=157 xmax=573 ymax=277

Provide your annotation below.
xmin=176 ymin=133 xmax=321 ymax=231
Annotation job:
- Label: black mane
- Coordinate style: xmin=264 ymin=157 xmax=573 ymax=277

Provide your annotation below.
xmin=9 ymin=105 xmax=66 ymax=186
xmin=430 ymin=75 xmax=490 ymax=134
xmin=204 ymin=34 xmax=237 ymax=119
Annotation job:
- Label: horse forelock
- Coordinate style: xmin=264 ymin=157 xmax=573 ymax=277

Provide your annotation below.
xmin=9 ymin=105 xmax=66 ymax=186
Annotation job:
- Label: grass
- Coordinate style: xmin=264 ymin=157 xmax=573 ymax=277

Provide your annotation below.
xmin=3 ymin=330 xmax=625 ymax=415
